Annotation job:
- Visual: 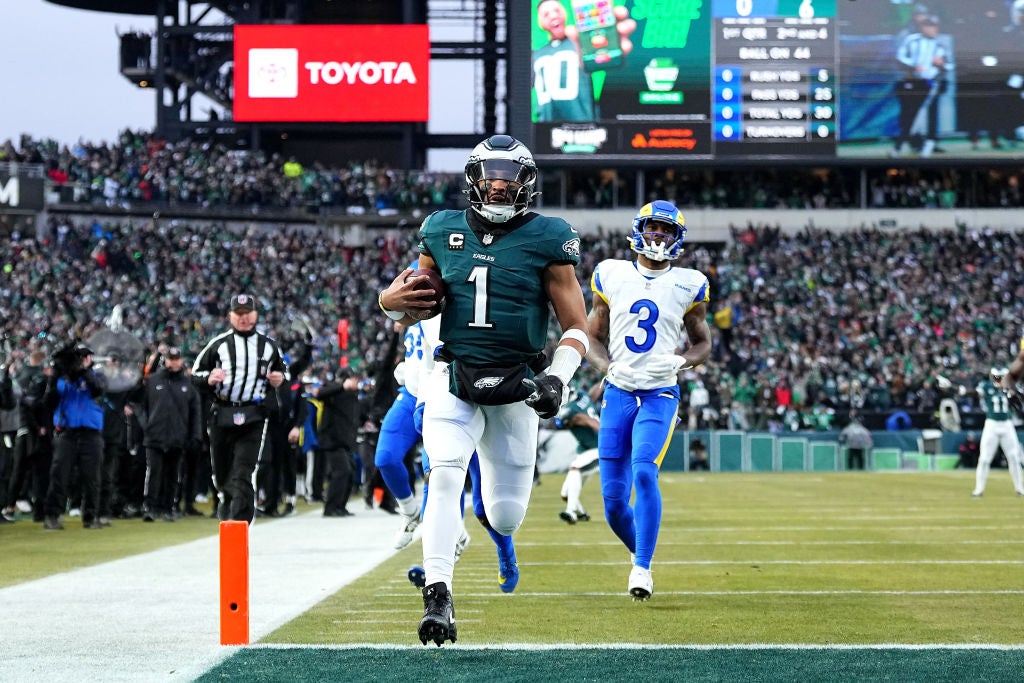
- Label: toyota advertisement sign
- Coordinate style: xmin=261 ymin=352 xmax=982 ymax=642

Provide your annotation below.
xmin=233 ymin=25 xmax=430 ymax=123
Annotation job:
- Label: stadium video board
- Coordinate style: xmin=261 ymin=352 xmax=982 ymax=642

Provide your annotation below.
xmin=233 ymin=25 xmax=429 ymax=123
xmin=527 ymin=0 xmax=1024 ymax=162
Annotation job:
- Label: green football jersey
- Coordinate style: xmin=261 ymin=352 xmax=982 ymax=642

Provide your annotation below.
xmin=555 ymin=391 xmax=599 ymax=453
xmin=532 ymin=40 xmax=596 ymax=122
xmin=418 ymin=210 xmax=581 ymax=365
xmin=979 ymin=381 xmax=1012 ymax=420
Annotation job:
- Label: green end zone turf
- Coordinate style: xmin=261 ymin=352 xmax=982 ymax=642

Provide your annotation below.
xmin=200 ymin=646 xmax=1024 ymax=682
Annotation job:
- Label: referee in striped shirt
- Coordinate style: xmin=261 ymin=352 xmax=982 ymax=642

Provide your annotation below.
xmin=192 ymin=294 xmax=287 ymax=522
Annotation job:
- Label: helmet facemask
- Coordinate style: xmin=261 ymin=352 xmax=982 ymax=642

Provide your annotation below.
xmin=464 ymin=135 xmax=538 ymax=224
xmin=628 ymin=200 xmax=687 ymax=262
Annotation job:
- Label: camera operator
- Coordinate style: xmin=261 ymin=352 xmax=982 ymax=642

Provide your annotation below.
xmin=41 ymin=342 xmax=108 ymax=530
xmin=0 ymin=361 xmax=17 ymax=523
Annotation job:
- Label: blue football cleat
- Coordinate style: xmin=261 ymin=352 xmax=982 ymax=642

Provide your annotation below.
xmin=498 ymin=556 xmax=519 ymax=593
xmin=408 ymin=565 xmax=426 ymax=588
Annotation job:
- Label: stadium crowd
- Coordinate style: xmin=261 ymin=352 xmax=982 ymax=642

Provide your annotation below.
xmin=5 ymin=214 xmax=1018 ymax=525
xmin=1 ymin=131 xmax=462 ymax=214
xmin=0 ymin=214 xmax=1018 ymax=426
xmin=3 ymin=131 xmax=1024 ymax=211
xmin=3 ymin=130 xmax=1024 ymax=526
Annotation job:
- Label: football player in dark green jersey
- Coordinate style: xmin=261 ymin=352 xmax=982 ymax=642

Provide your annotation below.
xmin=973 ymin=367 xmax=1024 ymax=497
xmin=554 ymin=383 xmax=600 ymax=524
xmin=378 ymin=135 xmax=589 ymax=647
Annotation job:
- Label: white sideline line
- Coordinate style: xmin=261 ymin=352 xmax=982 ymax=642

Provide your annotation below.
xmin=0 ymin=510 xmax=402 ymax=683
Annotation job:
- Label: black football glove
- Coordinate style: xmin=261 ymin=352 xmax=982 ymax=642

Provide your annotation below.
xmin=1006 ymin=388 xmax=1024 ymax=416
xmin=522 ymin=375 xmax=565 ymax=419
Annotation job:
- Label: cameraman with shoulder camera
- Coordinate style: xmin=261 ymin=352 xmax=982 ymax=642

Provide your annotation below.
xmin=41 ymin=342 xmax=108 ymax=530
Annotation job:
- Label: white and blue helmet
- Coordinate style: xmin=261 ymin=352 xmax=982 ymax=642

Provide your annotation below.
xmin=465 ymin=135 xmax=539 ymax=224
xmin=628 ymin=200 xmax=687 ymax=262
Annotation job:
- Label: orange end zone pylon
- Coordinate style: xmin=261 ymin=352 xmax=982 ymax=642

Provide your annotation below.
xmin=219 ymin=520 xmax=250 ymax=645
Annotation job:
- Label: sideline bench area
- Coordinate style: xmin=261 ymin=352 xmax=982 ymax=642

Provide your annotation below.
xmin=660 ymin=429 xmax=985 ymax=472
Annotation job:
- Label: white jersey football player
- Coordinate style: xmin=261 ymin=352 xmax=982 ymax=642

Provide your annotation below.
xmin=586 ymin=199 xmax=712 ymax=601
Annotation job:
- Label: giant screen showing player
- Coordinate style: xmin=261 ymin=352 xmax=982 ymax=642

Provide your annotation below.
xmin=524 ymin=0 xmax=1024 ymax=161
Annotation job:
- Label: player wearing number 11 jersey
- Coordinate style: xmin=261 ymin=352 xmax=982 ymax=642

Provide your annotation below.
xmin=586 ymin=200 xmax=712 ymax=601
xmin=972 ymin=367 xmax=1024 ymax=498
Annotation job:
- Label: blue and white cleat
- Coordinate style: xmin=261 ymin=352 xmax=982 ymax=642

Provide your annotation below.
xmin=454 ymin=529 xmax=471 ymax=562
xmin=628 ymin=566 xmax=653 ymax=602
xmin=408 ymin=565 xmax=426 ymax=588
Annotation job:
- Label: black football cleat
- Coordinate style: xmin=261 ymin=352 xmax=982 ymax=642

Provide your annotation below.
xmin=418 ymin=582 xmax=457 ymax=647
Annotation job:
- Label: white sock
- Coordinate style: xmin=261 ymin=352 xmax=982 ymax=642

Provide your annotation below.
xmin=397 ymin=495 xmax=418 ymax=517
xmin=564 ymin=469 xmax=582 ymax=513
xmin=422 ymin=465 xmax=466 ymax=589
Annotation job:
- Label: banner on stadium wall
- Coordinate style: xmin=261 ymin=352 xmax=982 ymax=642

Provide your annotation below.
xmin=0 ymin=175 xmax=44 ymax=212
xmin=233 ymin=24 xmax=430 ymax=123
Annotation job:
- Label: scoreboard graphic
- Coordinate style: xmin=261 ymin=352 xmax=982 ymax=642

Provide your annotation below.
xmin=526 ymin=0 xmax=1024 ymax=162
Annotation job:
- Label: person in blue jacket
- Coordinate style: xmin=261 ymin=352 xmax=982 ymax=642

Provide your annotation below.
xmin=42 ymin=342 xmax=108 ymax=530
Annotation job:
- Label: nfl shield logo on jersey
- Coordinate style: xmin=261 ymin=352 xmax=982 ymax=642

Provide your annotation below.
xmin=233 ymin=412 xmax=246 ymax=426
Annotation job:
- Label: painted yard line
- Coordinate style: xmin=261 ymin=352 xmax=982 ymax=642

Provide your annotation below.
xmin=518 ymin=539 xmax=1024 ymax=547
xmin=246 ymin=642 xmax=1024 ymax=650
xmin=435 ymin=589 xmax=1024 ymax=598
xmin=518 ymin=524 xmax=1024 ymax=536
xmin=329 ymin=618 xmax=484 ymax=625
xmin=526 ymin=559 xmax=1024 ymax=566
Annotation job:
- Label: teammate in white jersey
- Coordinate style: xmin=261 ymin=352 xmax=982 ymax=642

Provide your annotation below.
xmin=586 ymin=200 xmax=712 ymax=601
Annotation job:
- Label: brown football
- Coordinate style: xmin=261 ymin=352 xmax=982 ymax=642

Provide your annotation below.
xmin=405 ymin=268 xmax=447 ymax=319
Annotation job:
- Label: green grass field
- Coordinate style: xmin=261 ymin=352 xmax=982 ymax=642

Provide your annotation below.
xmin=267 ymin=471 xmax=1024 ymax=647
xmin=10 ymin=470 xmax=1024 ymax=680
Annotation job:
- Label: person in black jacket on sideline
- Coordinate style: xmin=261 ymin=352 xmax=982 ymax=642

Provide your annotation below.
xmin=311 ymin=367 xmax=362 ymax=517
xmin=140 ymin=347 xmax=201 ymax=521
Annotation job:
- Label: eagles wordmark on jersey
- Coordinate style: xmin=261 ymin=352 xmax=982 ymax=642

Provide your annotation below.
xmin=418 ymin=209 xmax=581 ymax=366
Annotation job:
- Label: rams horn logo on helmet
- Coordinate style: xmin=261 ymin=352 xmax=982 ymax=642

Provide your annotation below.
xmin=628 ymin=199 xmax=687 ymax=262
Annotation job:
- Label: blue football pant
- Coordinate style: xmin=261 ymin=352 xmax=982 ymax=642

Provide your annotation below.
xmin=598 ymin=384 xmax=679 ymax=570
xmin=374 ymin=387 xmax=418 ymax=501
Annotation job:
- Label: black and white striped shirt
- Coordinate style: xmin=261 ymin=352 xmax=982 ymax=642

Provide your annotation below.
xmin=192 ymin=330 xmax=287 ymax=404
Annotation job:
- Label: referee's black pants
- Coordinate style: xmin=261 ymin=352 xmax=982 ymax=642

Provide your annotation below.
xmin=209 ymin=419 xmax=268 ymax=523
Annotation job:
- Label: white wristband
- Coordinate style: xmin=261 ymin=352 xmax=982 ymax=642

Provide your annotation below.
xmin=547 ymin=344 xmax=582 ymax=385
xmin=559 ymin=328 xmax=590 ymax=355
xmin=379 ymin=291 xmax=405 ymax=321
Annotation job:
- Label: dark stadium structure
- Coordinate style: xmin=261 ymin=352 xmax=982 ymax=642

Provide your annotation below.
xmin=40 ymin=0 xmax=1024 ymax=210
xmin=46 ymin=0 xmax=506 ymax=169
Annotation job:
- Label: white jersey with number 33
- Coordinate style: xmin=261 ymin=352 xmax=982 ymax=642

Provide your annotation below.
xmin=591 ymin=259 xmax=709 ymax=391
